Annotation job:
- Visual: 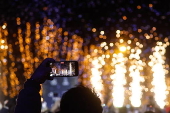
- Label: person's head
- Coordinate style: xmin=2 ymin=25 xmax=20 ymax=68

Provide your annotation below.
xmin=59 ymin=85 xmax=103 ymax=113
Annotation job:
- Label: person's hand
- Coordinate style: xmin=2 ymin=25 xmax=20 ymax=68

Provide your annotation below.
xmin=31 ymin=58 xmax=55 ymax=84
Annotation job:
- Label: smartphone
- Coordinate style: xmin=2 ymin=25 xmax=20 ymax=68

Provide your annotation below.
xmin=50 ymin=61 xmax=79 ymax=77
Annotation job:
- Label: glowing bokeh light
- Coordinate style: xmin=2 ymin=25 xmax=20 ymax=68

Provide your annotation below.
xmin=149 ymin=42 xmax=169 ymax=109
xmin=129 ymin=44 xmax=144 ymax=107
xmin=90 ymin=57 xmax=104 ymax=102
xmin=111 ymin=53 xmax=127 ymax=107
xmin=119 ymin=46 xmax=126 ymax=52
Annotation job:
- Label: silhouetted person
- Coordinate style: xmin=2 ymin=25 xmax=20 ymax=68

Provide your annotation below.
xmin=0 ymin=96 xmax=17 ymax=113
xmin=14 ymin=58 xmax=103 ymax=113
xmin=6 ymin=96 xmax=17 ymax=113
xmin=0 ymin=102 xmax=8 ymax=113
xmin=59 ymin=85 xmax=102 ymax=113
xmin=50 ymin=93 xmax=61 ymax=113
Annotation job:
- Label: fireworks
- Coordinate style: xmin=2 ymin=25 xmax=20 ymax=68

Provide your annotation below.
xmin=111 ymin=53 xmax=127 ymax=107
xmin=149 ymin=41 xmax=169 ymax=109
xmin=128 ymin=43 xmax=145 ymax=107
xmin=82 ymin=29 xmax=170 ymax=109
xmin=0 ymin=19 xmax=169 ymax=110
xmin=90 ymin=57 xmax=104 ymax=103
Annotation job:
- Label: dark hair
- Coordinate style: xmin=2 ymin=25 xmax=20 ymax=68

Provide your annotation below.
xmin=59 ymin=85 xmax=103 ymax=113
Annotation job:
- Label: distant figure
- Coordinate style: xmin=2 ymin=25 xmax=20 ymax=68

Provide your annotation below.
xmin=50 ymin=93 xmax=61 ymax=113
xmin=6 ymin=96 xmax=17 ymax=113
xmin=0 ymin=100 xmax=8 ymax=113
xmin=0 ymin=96 xmax=17 ymax=113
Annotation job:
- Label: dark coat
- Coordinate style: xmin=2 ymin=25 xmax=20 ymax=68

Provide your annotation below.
xmin=14 ymin=79 xmax=41 ymax=113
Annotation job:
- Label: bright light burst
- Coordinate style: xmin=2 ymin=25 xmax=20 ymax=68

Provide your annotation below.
xmin=111 ymin=53 xmax=127 ymax=107
xmin=129 ymin=43 xmax=145 ymax=107
xmin=85 ymin=30 xmax=170 ymax=109
xmin=90 ymin=57 xmax=104 ymax=102
xmin=119 ymin=46 xmax=126 ymax=52
xmin=149 ymin=42 xmax=169 ymax=109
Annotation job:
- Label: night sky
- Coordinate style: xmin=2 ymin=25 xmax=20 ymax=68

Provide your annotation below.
xmin=1 ymin=0 xmax=170 ymax=38
xmin=0 ymin=0 xmax=170 ymax=69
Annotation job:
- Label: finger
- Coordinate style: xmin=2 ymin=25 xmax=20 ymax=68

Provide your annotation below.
xmin=45 ymin=58 xmax=55 ymax=63
xmin=42 ymin=58 xmax=55 ymax=66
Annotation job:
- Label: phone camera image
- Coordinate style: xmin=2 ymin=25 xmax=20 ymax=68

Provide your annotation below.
xmin=50 ymin=61 xmax=78 ymax=77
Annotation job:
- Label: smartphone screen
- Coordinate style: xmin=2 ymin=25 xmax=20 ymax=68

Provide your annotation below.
xmin=50 ymin=61 xmax=79 ymax=77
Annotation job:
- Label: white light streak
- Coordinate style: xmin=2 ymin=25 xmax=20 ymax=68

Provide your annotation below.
xmin=90 ymin=58 xmax=104 ymax=102
xmin=111 ymin=53 xmax=127 ymax=107
xmin=149 ymin=42 xmax=168 ymax=109
xmin=129 ymin=45 xmax=144 ymax=107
